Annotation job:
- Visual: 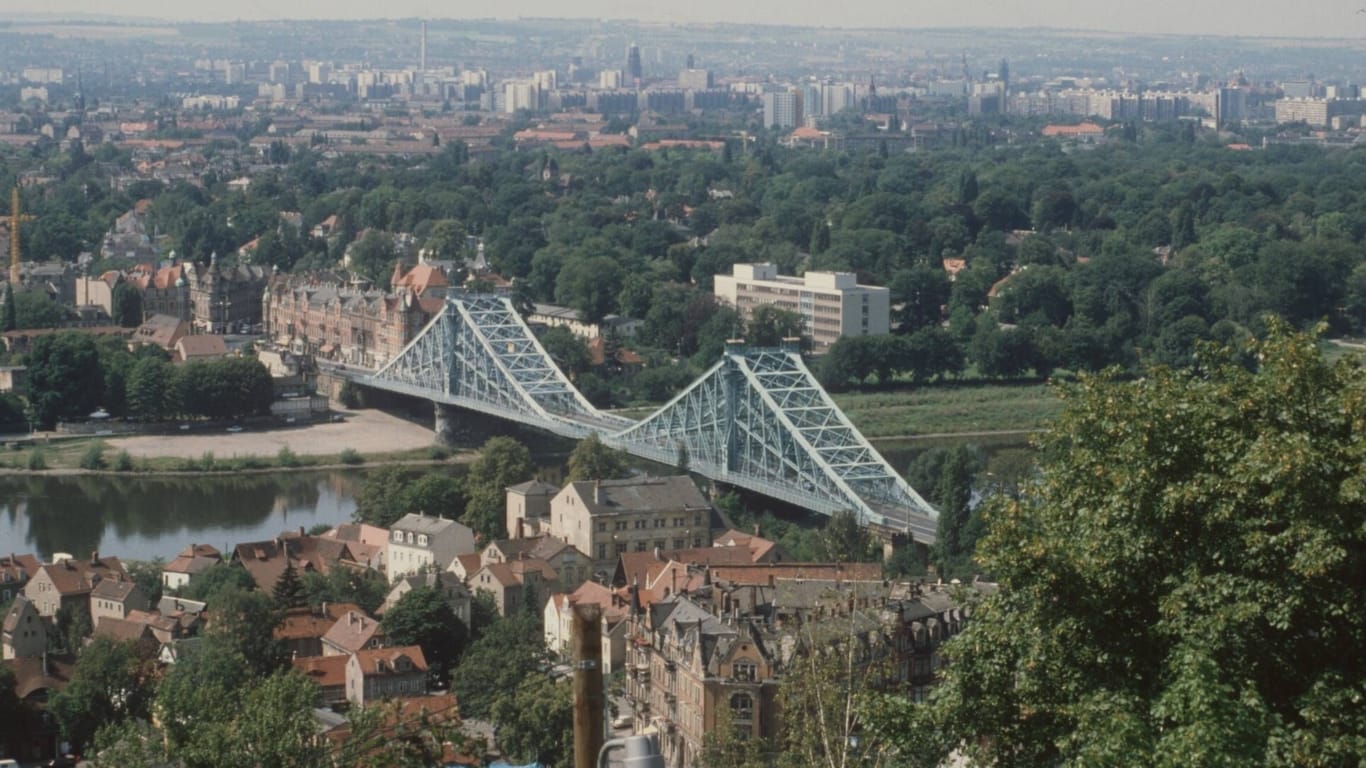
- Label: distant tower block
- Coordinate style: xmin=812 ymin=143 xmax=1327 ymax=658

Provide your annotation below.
xmin=420 ymin=21 xmax=428 ymax=71
xmin=686 ymin=53 xmax=695 ymax=69
xmin=627 ymin=43 xmax=642 ymax=82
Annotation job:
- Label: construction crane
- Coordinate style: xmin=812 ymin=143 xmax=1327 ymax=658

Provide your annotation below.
xmin=8 ymin=186 xmax=35 ymax=285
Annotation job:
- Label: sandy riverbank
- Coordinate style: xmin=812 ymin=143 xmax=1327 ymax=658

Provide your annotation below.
xmin=108 ymin=409 xmax=438 ymax=459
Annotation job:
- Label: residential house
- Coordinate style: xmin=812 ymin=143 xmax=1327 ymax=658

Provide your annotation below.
xmin=386 ymin=514 xmax=477 ymax=584
xmin=504 ymin=480 xmax=559 ymax=539
xmin=155 ymin=596 xmax=207 ymax=639
xmin=89 ymin=578 xmax=150 ymax=627
xmin=23 ymin=555 xmax=126 ymax=618
xmin=321 ymin=523 xmax=388 ymax=573
xmin=712 ymin=529 xmax=782 ymax=563
xmin=231 ymin=531 xmax=359 ymax=592
xmin=161 ymin=544 xmax=221 ymax=590
xmin=2 ymin=596 xmax=47 ymax=659
xmin=446 ymin=553 xmax=483 ymax=583
xmin=293 ymin=654 xmax=349 ymax=707
xmin=382 ymin=573 xmax=471 ymax=626
xmin=481 ymin=535 xmax=592 ymax=591
xmin=122 ymin=609 xmax=183 ymax=644
xmin=90 ymin=616 xmax=158 ymax=652
xmin=0 ymin=553 xmax=41 ymax=604
xmin=130 ymin=313 xmax=190 ymax=352
xmin=468 ymin=558 xmax=558 ymax=617
xmin=275 ymin=602 xmax=359 ymax=659
xmin=543 ymin=580 xmax=630 ymax=672
xmin=173 ymin=334 xmax=227 ymax=363
xmin=322 ymin=609 xmax=386 ymax=657
xmin=511 ymin=476 xmax=714 ymax=573
xmin=344 ymin=646 xmax=429 ymax=707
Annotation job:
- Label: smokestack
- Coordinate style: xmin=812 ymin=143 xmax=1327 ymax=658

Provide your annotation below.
xmin=420 ymin=21 xmax=428 ymax=72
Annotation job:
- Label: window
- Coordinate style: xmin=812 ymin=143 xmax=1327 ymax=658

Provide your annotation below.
xmin=635 ymin=542 xmax=647 ymax=552
xmin=597 ymin=545 xmax=607 ymax=560
xmin=392 ymin=530 xmax=403 ymax=542
xmin=597 ymin=522 xmax=607 ymax=533
xmin=417 ymin=535 xmax=428 ymax=547
xmin=406 ymin=532 xmax=414 ymax=544
xmin=730 ymin=693 xmax=754 ymax=722
xmin=733 ymin=661 xmax=756 ymax=681
xmin=673 ymin=517 xmax=685 ymax=527
xmin=673 ymin=538 xmax=686 ymax=550
xmin=654 ymin=540 xmax=665 ymax=551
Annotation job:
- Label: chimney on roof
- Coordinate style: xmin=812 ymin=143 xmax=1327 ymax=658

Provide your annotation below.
xmin=299 ymin=526 xmax=305 ymax=537
xmin=752 ymin=523 xmax=759 ymax=537
xmin=653 ymin=546 xmax=663 ymax=562
xmin=90 ymin=550 xmax=99 ymax=565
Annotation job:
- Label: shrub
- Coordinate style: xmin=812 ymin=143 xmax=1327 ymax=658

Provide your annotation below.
xmin=277 ymin=446 xmax=299 ymax=468
xmin=200 ymin=451 xmax=216 ymax=471
xmin=79 ymin=441 xmax=107 ymax=470
xmin=427 ymin=445 xmax=451 ymax=461
xmin=339 ymin=448 xmax=364 ymax=465
xmin=26 ymin=449 xmax=47 ymax=471
xmin=113 ymin=450 xmax=134 ymax=472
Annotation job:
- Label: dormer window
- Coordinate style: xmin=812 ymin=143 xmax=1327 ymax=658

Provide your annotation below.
xmin=392 ymin=530 xmax=403 ymax=542
xmin=417 ymin=535 xmax=428 ymax=547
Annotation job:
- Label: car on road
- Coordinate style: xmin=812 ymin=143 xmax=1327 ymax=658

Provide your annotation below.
xmin=612 ymin=715 xmax=632 ymax=730
xmin=226 ymin=425 xmax=243 ymax=433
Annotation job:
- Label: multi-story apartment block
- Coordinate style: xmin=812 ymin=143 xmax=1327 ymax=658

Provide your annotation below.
xmin=625 ymin=580 xmax=977 ymax=767
xmin=387 ymin=514 xmax=478 ymax=584
xmin=713 ymin=263 xmax=890 ymax=350
xmin=510 ymin=476 xmax=713 ymax=573
xmin=263 ymin=270 xmax=446 ymax=368
xmin=763 ymin=90 xmax=801 ymax=129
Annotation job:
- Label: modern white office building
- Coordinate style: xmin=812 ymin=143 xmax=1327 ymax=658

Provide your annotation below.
xmin=713 ymin=263 xmax=890 ymax=351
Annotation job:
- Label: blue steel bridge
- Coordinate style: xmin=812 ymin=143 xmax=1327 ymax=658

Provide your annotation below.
xmin=352 ymin=294 xmax=939 ymax=543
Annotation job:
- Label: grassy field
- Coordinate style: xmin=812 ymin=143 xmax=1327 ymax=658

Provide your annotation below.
xmin=832 ymin=382 xmax=1063 ymax=438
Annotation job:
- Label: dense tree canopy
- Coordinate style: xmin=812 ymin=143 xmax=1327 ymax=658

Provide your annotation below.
xmin=869 ymin=326 xmax=1366 ymax=767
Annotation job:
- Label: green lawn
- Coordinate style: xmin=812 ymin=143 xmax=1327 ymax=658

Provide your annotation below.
xmin=832 ymin=382 xmax=1063 ymax=438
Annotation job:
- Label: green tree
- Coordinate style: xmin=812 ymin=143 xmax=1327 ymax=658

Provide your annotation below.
xmin=381 ymin=586 xmax=469 ymax=683
xmin=340 ymin=697 xmax=479 ymax=768
xmin=928 ymin=446 xmax=983 ymax=577
xmin=489 ymin=675 xmax=575 ymax=766
xmin=206 ymin=586 xmax=286 ymax=677
xmin=50 ymin=637 xmax=154 ymax=754
xmin=126 ymin=356 xmax=174 ymax=422
xmin=1 ymin=282 xmax=15 ymax=332
xmin=746 ymin=304 xmax=809 ymax=348
xmin=176 ymin=562 xmax=256 ymax=602
xmin=816 ymin=510 xmax=879 ymax=563
xmin=348 ymin=229 xmax=398 ymax=284
xmin=24 ymin=330 xmax=103 ymax=428
xmin=13 ymin=290 xmax=68 ymax=329
xmin=301 ymin=566 xmax=390 ymax=615
xmin=539 ymin=326 xmax=592 ymax=375
xmin=869 ymin=325 xmax=1366 ymax=767
xmin=555 ymin=255 xmax=626 ymax=324
xmin=567 ymin=433 xmax=631 ymax=481
xmin=232 ymin=670 xmax=324 ymax=768
xmin=463 ymin=436 xmax=535 ymax=541
xmin=111 ymin=281 xmax=144 ymax=327
xmin=272 ymin=562 xmax=305 ymax=609
xmin=450 ymin=611 xmax=547 ymax=718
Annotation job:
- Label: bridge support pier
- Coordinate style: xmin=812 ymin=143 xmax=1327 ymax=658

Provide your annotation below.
xmin=434 ymin=404 xmax=459 ymax=447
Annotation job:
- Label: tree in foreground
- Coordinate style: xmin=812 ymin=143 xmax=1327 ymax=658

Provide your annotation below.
xmin=867 ymin=324 xmax=1366 ymax=767
xmin=489 ymin=674 xmax=574 ymax=766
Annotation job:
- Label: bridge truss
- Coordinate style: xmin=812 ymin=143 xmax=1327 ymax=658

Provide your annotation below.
xmin=364 ymin=294 xmax=937 ymax=542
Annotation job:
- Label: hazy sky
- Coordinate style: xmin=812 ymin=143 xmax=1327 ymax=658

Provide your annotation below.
xmin=4 ymin=0 xmax=1366 ymax=39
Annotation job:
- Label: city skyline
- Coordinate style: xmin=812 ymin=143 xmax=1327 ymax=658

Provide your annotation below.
xmin=5 ymin=0 xmax=1366 ymax=40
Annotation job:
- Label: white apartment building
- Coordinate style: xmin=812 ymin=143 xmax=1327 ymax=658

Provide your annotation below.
xmin=713 ymin=263 xmax=891 ymax=350
xmin=386 ymin=514 xmax=478 ymax=584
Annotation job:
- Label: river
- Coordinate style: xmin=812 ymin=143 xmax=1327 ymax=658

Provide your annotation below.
xmin=0 ymin=435 xmax=1034 ymax=563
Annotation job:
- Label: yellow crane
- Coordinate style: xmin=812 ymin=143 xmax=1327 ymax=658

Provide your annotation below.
xmin=7 ymin=186 xmax=35 ymax=286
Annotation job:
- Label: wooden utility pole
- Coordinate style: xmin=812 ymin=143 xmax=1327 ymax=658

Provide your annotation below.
xmin=572 ymin=603 xmax=604 ymax=768
xmin=8 ymin=186 xmax=35 ymax=285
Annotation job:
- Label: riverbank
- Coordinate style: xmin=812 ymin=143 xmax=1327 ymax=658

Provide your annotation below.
xmin=0 ymin=409 xmax=471 ymax=474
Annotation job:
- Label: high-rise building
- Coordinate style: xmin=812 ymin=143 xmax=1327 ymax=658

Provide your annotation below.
xmin=677 ymin=69 xmax=713 ymax=90
xmin=627 ymin=43 xmax=642 ymax=82
xmin=713 ymin=263 xmax=890 ymax=350
xmin=999 ymin=59 xmax=1010 ymax=93
xmin=763 ymin=90 xmax=801 ymax=129
xmin=420 ymin=21 xmax=428 ymax=71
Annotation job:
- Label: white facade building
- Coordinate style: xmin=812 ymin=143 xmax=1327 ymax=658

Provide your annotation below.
xmin=713 ymin=263 xmax=891 ymax=350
